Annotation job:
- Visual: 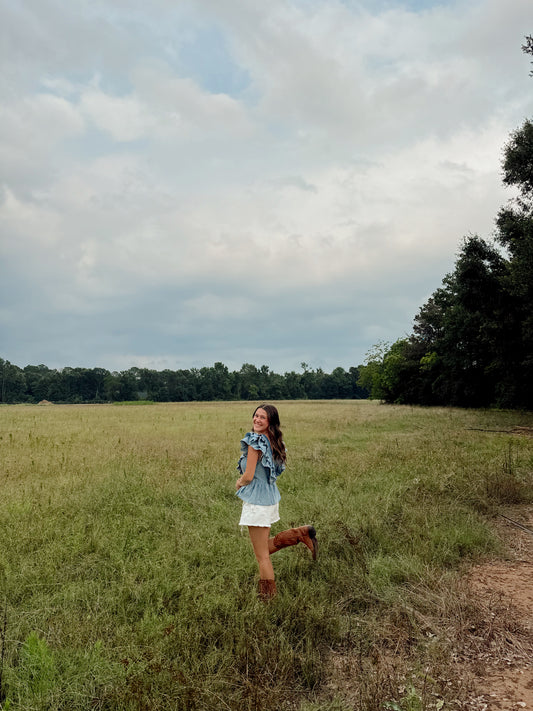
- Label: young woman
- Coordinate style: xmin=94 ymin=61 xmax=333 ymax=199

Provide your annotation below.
xmin=235 ymin=404 xmax=318 ymax=600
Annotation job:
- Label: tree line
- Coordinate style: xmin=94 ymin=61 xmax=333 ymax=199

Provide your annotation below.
xmin=0 ymin=360 xmax=368 ymax=404
xmin=359 ymin=112 xmax=533 ymax=410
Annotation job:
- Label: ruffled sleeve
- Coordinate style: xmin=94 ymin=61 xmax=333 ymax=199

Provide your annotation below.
xmin=238 ymin=432 xmax=285 ymax=485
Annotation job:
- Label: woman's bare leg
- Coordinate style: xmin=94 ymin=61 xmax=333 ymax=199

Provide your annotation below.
xmin=248 ymin=526 xmax=275 ymax=580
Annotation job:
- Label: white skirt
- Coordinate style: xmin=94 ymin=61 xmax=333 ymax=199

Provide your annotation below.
xmin=239 ymin=501 xmax=280 ymax=527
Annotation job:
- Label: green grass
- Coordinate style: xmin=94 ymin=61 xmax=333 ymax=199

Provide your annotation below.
xmin=0 ymin=401 xmax=532 ymax=710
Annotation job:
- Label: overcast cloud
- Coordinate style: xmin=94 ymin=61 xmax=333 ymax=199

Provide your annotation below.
xmin=1 ymin=0 xmax=532 ymax=374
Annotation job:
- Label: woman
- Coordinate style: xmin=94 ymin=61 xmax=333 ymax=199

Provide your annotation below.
xmin=235 ymin=404 xmax=318 ymax=600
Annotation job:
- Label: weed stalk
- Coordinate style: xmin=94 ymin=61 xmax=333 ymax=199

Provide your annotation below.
xmin=0 ymin=601 xmax=7 ymax=703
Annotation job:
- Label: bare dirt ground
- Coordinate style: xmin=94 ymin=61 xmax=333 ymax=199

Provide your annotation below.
xmin=325 ymin=505 xmax=533 ymax=711
xmin=465 ymin=505 xmax=533 ymax=710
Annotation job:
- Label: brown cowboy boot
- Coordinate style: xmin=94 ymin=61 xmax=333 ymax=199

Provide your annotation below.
xmin=258 ymin=579 xmax=277 ymax=600
xmin=271 ymin=526 xmax=318 ymax=560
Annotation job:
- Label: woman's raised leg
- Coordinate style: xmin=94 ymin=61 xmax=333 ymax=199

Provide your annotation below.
xmin=268 ymin=526 xmax=318 ymax=559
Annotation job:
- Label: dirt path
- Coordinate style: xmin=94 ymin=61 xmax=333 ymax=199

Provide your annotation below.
xmin=466 ymin=506 xmax=533 ymax=710
xmin=324 ymin=505 xmax=533 ymax=710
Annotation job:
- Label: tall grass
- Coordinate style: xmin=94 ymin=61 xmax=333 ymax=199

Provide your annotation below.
xmin=0 ymin=401 xmax=531 ymax=710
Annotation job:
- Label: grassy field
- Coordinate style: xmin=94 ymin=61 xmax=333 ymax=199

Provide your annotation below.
xmin=0 ymin=400 xmax=532 ymax=711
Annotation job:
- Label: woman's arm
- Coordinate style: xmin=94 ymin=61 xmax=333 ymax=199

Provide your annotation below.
xmin=236 ymin=446 xmax=260 ymax=490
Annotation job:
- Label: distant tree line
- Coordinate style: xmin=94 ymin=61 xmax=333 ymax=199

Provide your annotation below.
xmin=0 ymin=359 xmax=368 ymax=404
xmin=359 ymin=114 xmax=533 ymax=410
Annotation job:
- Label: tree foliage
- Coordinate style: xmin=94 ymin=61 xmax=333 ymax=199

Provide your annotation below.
xmin=523 ymin=34 xmax=533 ymax=76
xmin=0 ymin=358 xmax=369 ymax=404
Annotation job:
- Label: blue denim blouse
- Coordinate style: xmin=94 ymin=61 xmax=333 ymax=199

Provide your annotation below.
xmin=235 ymin=432 xmax=285 ymax=506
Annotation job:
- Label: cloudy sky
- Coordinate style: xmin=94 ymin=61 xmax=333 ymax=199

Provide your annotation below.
xmin=1 ymin=0 xmax=532 ymax=375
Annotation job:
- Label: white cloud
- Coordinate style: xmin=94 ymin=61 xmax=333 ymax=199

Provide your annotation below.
xmin=1 ymin=0 xmax=531 ymax=372
xmin=80 ymin=90 xmax=154 ymax=142
xmin=131 ymin=65 xmax=254 ymax=138
xmin=1 ymin=188 xmax=63 ymax=249
xmin=0 ymin=93 xmax=84 ymax=191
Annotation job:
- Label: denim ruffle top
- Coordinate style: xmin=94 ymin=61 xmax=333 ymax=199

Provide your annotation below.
xmin=236 ymin=432 xmax=286 ymax=506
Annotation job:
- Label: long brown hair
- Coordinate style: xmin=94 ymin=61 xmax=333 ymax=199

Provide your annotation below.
xmin=253 ymin=404 xmax=286 ymax=464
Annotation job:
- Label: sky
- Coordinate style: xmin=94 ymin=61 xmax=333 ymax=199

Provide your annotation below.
xmin=1 ymin=0 xmax=532 ymax=375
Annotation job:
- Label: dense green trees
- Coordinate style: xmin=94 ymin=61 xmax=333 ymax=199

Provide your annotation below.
xmin=496 ymin=119 xmax=533 ymax=406
xmin=0 ymin=359 xmax=368 ymax=404
xmin=359 ymin=116 xmax=533 ymax=409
